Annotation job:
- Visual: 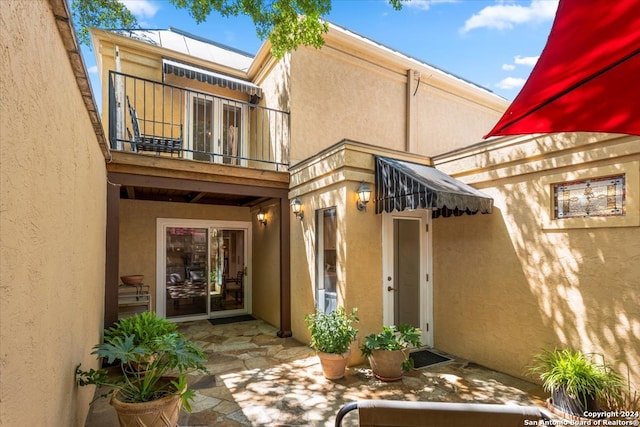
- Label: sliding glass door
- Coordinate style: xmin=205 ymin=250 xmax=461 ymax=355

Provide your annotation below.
xmin=158 ymin=219 xmax=250 ymax=321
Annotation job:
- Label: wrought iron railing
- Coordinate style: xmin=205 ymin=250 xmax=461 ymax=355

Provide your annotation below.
xmin=108 ymin=71 xmax=290 ymax=171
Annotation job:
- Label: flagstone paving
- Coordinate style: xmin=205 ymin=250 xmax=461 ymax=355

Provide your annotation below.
xmin=85 ymin=318 xmax=547 ymax=426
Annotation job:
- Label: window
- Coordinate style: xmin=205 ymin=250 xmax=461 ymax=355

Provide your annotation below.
xmin=553 ymin=175 xmax=625 ymax=219
xmin=316 ymin=207 xmax=337 ymax=314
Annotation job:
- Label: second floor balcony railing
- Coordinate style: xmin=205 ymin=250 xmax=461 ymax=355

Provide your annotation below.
xmin=108 ymin=71 xmax=290 ymax=171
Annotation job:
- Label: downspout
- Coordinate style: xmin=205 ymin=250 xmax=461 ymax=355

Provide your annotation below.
xmin=406 ymin=69 xmax=420 ymax=153
xmin=115 ymin=45 xmax=124 ymax=150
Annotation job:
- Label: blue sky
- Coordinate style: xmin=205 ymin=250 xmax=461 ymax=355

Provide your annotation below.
xmin=81 ymin=0 xmax=559 ymax=102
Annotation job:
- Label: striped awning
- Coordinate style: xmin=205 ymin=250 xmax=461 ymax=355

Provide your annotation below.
xmin=163 ymin=59 xmax=262 ymax=97
xmin=375 ymin=156 xmax=493 ymax=218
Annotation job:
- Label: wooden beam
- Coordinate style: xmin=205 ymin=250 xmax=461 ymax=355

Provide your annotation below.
xmin=277 ymin=196 xmax=292 ymax=338
xmin=106 ymin=152 xmax=289 ymax=189
xmin=189 ymin=192 xmax=206 ymax=203
xmin=105 ymin=177 xmax=120 ymax=330
xmin=126 ymin=186 xmax=135 ymax=199
xmin=108 ymin=172 xmax=288 ymax=199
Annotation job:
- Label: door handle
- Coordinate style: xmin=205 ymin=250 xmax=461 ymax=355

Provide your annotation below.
xmin=387 ymin=286 xmax=397 ymax=292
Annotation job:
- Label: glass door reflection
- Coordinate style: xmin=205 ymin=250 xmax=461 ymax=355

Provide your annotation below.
xmin=210 ymin=228 xmax=245 ymax=313
xmin=165 ymin=227 xmax=208 ymax=319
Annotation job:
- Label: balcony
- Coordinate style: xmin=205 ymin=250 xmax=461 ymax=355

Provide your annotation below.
xmin=107 ymin=71 xmax=290 ymax=171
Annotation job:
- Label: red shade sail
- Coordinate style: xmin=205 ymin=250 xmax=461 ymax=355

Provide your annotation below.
xmin=484 ymin=0 xmax=640 ymax=138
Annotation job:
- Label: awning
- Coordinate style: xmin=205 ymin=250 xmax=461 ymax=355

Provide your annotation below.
xmin=162 ymin=59 xmax=262 ymax=97
xmin=484 ymin=0 xmax=640 ymax=138
xmin=374 ymin=156 xmax=493 ymax=218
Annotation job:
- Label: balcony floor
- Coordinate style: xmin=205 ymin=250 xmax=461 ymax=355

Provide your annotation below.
xmin=84 ymin=319 xmax=547 ymax=426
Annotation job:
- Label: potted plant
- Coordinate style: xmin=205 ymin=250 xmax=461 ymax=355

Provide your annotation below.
xmin=104 ymin=311 xmax=177 ymax=353
xmin=360 ymin=323 xmax=421 ymax=382
xmin=304 ymin=307 xmax=358 ymax=380
xmin=527 ymin=348 xmax=623 ymax=418
xmin=76 ymin=313 xmax=207 ymax=427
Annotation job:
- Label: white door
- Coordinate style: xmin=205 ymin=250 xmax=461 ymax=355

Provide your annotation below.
xmin=382 ymin=210 xmax=433 ymax=347
xmin=186 ymin=93 xmax=246 ymax=165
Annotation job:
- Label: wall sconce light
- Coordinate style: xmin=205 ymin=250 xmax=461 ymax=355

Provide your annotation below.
xmin=356 ymin=181 xmax=371 ymax=211
xmin=257 ymin=210 xmax=267 ymax=226
xmin=290 ymin=197 xmax=304 ymax=220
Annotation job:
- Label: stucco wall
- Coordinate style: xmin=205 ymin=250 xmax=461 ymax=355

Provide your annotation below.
xmin=251 ymin=201 xmax=281 ymax=327
xmin=0 ymin=1 xmax=107 ymax=425
xmin=287 ymin=32 xmax=508 ymax=166
xmin=432 ymin=133 xmax=640 ymax=388
xmin=418 ymin=85 xmax=505 ymax=156
xmin=290 ymin=46 xmax=406 ymax=164
xmin=290 ymin=142 xmax=424 ymax=365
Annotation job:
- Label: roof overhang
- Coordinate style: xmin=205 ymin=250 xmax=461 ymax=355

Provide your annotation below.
xmin=163 ymin=59 xmax=262 ymax=97
xmin=374 ymin=156 xmax=493 ymax=218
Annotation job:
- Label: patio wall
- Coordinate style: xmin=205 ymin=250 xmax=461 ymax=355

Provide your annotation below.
xmin=432 ymin=132 xmax=640 ymax=388
xmin=251 ymin=201 xmax=282 ymax=327
xmin=0 ymin=1 xmax=107 ymax=425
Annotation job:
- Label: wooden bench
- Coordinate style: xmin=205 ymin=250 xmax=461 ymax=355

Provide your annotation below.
xmin=335 ymin=400 xmax=552 ymax=427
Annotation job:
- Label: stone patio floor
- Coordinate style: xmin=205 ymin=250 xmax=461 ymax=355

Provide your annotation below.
xmin=85 ymin=318 xmax=548 ymax=426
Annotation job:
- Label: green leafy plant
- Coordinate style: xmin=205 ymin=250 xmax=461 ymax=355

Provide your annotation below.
xmin=76 ymin=313 xmax=207 ymax=411
xmin=360 ymin=323 xmax=422 ymax=372
xmin=104 ymin=311 xmax=178 ymax=348
xmin=527 ymin=348 xmax=624 ymax=410
xmin=305 ymin=307 xmax=358 ymax=354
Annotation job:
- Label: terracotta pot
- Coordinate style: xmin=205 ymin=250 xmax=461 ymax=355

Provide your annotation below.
xmin=110 ymin=387 xmax=183 ymax=427
xmin=368 ymin=348 xmax=409 ymax=382
xmin=317 ymin=349 xmax=351 ymax=380
xmin=120 ymin=275 xmax=144 ymax=285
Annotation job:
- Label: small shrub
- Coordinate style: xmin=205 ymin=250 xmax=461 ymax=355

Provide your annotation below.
xmin=305 ymin=307 xmax=358 ymax=354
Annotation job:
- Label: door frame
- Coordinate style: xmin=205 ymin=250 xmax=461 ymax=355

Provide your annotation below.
xmin=382 ymin=210 xmax=433 ymax=347
xmin=156 ymin=218 xmax=252 ymax=321
xmin=185 ymin=92 xmax=248 ymax=165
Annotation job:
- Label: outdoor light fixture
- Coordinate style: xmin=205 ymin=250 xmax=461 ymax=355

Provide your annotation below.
xmin=356 ymin=182 xmax=371 ymax=211
xmin=290 ymin=198 xmax=304 ymax=220
xmin=257 ymin=210 xmax=267 ymax=226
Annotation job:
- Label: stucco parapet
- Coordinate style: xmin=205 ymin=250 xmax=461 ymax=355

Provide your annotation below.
xmin=289 ymin=140 xmax=433 ymax=197
xmin=49 ymin=0 xmax=110 ymax=159
xmin=433 ymin=133 xmax=639 ymax=185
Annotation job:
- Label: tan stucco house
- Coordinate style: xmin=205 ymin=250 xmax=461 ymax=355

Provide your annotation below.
xmin=1 ymin=1 xmax=638 ymax=425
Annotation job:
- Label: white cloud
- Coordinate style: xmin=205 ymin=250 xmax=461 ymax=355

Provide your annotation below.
xmin=502 ymin=64 xmax=515 ymax=71
xmin=119 ymin=0 xmax=160 ymax=19
xmin=461 ymin=0 xmax=558 ymax=33
xmin=496 ymin=77 xmax=526 ymax=90
xmin=514 ymin=55 xmax=539 ymax=66
xmin=403 ymin=0 xmax=458 ymax=11
xmin=88 ymin=65 xmax=98 ymax=74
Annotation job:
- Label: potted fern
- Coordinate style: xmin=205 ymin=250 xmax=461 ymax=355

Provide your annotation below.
xmin=360 ymin=323 xmax=421 ymax=382
xmin=76 ymin=312 xmax=207 ymax=426
xmin=527 ymin=348 xmax=623 ymax=418
xmin=304 ymin=307 xmax=358 ymax=380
